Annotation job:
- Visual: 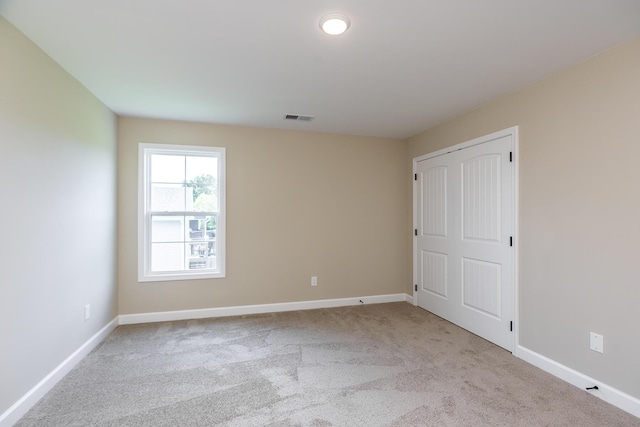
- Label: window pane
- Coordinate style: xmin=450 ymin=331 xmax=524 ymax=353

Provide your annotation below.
xmin=151 ymin=184 xmax=194 ymax=211
xmin=151 ymin=242 xmax=184 ymax=272
xmin=186 ymin=156 xmax=218 ymax=212
xmin=151 ymin=154 xmax=185 ymax=183
xmin=191 ymin=188 xmax=217 ymax=212
xmin=151 ymin=216 xmax=184 ymax=243
xmin=140 ymin=144 xmax=225 ymax=281
xmin=187 ymin=216 xmax=204 ymax=240
xmin=187 ymin=243 xmax=216 ymax=270
xmin=188 ymin=214 xmax=216 ymax=253
xmin=188 ymin=256 xmax=217 ymax=270
xmin=186 ymin=215 xmax=216 ymax=270
xmin=186 ymin=156 xmax=217 ymax=181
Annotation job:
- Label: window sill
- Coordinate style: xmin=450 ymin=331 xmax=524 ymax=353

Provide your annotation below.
xmin=138 ymin=271 xmax=225 ymax=283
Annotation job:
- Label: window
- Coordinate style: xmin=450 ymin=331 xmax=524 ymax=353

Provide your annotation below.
xmin=138 ymin=144 xmax=225 ymax=281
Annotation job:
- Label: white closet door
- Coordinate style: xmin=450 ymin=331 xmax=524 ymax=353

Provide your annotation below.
xmin=416 ymin=134 xmax=514 ymax=351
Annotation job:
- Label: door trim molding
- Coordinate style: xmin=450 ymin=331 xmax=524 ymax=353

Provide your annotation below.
xmin=412 ymin=126 xmax=519 ymax=352
xmin=413 ymin=126 xmax=519 ymax=163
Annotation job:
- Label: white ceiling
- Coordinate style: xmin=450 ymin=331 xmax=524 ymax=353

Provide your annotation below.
xmin=2 ymin=1 xmax=640 ymax=139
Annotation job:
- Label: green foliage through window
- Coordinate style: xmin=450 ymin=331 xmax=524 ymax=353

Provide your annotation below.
xmin=188 ymin=174 xmax=215 ymax=199
xmin=189 ymin=174 xmax=217 ymax=229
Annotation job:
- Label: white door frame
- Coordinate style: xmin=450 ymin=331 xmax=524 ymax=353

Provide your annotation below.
xmin=412 ymin=126 xmax=519 ymax=354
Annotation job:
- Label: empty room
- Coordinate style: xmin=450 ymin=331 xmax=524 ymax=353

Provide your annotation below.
xmin=1 ymin=1 xmax=639 ymax=426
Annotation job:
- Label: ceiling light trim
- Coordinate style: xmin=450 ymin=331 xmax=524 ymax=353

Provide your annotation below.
xmin=319 ymin=13 xmax=350 ymax=36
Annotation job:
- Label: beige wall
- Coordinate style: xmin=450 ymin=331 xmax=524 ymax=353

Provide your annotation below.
xmin=0 ymin=17 xmax=117 ymax=415
xmin=408 ymin=37 xmax=640 ymax=398
xmin=118 ymin=117 xmax=409 ymax=314
xmin=3 ymin=6 xmax=638 ymax=416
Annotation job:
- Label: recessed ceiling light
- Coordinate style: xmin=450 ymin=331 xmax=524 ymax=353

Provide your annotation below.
xmin=319 ymin=13 xmax=350 ymax=36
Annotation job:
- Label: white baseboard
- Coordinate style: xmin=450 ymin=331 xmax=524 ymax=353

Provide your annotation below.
xmin=5 ymin=303 xmax=637 ymax=424
xmin=405 ymin=293 xmax=415 ymax=305
xmin=0 ymin=317 xmax=119 ymax=427
xmin=516 ymin=345 xmax=640 ymax=419
xmin=119 ymin=293 xmax=411 ymax=325
xmin=2 ymin=295 xmax=411 ymax=426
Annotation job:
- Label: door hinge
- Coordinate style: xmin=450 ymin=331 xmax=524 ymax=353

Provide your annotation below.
xmin=414 ymin=173 xmax=417 ymax=181
xmin=415 ymin=284 xmax=418 ymax=292
xmin=414 ymin=229 xmax=418 ymax=236
xmin=509 ymin=151 xmax=513 ymax=162
xmin=510 ymin=321 xmax=513 ymax=332
xmin=510 ymin=236 xmax=513 ymax=247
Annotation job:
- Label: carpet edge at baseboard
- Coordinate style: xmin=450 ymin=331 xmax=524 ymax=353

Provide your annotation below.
xmin=118 ymin=293 xmax=413 ymax=325
xmin=516 ymin=345 xmax=640 ymax=419
xmin=0 ymin=317 xmax=119 ymax=427
xmin=7 ymin=300 xmax=637 ymax=426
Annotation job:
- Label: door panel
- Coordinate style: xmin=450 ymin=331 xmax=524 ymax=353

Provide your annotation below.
xmin=421 ymin=166 xmax=447 ymax=237
xmin=417 ymin=155 xmax=454 ymax=317
xmin=462 ymin=257 xmax=501 ymax=318
xmin=416 ymin=134 xmax=514 ymax=351
xmin=462 ymin=154 xmax=501 ymax=243
xmin=421 ymin=250 xmax=447 ymax=298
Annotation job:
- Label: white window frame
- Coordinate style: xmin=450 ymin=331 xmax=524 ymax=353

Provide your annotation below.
xmin=138 ymin=143 xmax=226 ymax=282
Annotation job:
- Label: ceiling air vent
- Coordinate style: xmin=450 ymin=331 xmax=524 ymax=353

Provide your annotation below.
xmin=284 ymin=114 xmax=315 ymax=122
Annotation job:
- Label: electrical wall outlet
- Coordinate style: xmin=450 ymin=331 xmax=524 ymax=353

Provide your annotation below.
xmin=590 ymin=332 xmax=603 ymax=353
xmin=84 ymin=304 xmax=91 ymax=321
xmin=311 ymin=276 xmax=318 ymax=287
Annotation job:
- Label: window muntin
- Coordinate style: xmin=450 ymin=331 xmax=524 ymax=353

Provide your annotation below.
xmin=139 ymin=144 xmax=225 ymax=281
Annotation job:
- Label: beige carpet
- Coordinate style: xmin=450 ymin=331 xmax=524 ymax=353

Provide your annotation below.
xmin=16 ymin=303 xmax=639 ymax=426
